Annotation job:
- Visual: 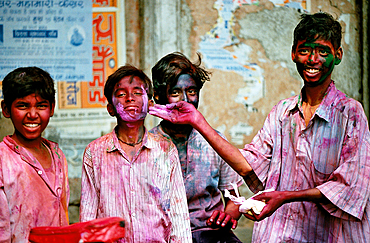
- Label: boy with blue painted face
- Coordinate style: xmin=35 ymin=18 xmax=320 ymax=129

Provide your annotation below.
xmin=149 ymin=13 xmax=370 ymax=242
xmin=150 ymin=52 xmax=243 ymax=243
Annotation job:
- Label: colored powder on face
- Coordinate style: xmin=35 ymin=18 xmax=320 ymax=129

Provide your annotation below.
xmin=113 ymin=86 xmax=148 ymax=122
xmin=297 ymin=41 xmax=337 ymax=85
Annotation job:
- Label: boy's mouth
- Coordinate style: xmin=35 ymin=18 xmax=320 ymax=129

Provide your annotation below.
xmin=24 ymin=123 xmax=40 ymax=128
xmin=305 ymin=68 xmax=319 ymax=74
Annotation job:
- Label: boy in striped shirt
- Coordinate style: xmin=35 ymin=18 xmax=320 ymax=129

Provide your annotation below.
xmin=80 ymin=65 xmax=191 ymax=243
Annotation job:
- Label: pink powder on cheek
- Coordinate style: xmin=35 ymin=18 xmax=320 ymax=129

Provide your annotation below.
xmin=141 ymin=89 xmax=148 ymax=114
xmin=112 ymin=86 xmax=148 ymax=122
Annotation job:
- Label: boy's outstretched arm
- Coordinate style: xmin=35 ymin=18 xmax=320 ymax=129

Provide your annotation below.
xmin=149 ymin=101 xmax=253 ymax=176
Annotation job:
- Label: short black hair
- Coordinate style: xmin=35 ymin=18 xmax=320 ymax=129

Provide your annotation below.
xmin=2 ymin=66 xmax=55 ymax=109
xmin=293 ymin=12 xmax=342 ymax=50
xmin=151 ymin=52 xmax=210 ymax=105
xmin=104 ymin=64 xmax=153 ymax=104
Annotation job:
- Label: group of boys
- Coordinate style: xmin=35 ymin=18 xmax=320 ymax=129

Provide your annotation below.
xmin=1 ymin=12 xmax=370 ymax=243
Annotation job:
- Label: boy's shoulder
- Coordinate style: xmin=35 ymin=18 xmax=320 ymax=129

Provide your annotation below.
xmin=85 ymin=132 xmax=114 ymax=150
xmin=0 ymin=138 xmax=8 ymax=151
xmin=146 ymin=129 xmax=177 ymax=153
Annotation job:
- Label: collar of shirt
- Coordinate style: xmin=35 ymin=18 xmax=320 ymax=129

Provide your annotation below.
xmin=287 ymin=81 xmax=336 ymax=123
xmin=107 ymin=126 xmax=154 ymax=153
xmin=3 ymin=135 xmax=57 ymax=167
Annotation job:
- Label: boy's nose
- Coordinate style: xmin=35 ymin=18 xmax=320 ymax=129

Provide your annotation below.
xmin=308 ymin=51 xmax=319 ymax=63
xmin=180 ymin=92 xmax=188 ymax=103
xmin=126 ymin=92 xmax=135 ymax=101
xmin=27 ymin=108 xmax=38 ymax=118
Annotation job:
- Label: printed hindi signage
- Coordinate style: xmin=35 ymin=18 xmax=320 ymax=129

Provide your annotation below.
xmin=0 ymin=0 xmax=93 ymax=82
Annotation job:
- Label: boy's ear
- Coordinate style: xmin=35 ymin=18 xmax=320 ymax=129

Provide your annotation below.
xmin=153 ymin=91 xmax=160 ymax=104
xmin=50 ymin=102 xmax=55 ymax=117
xmin=148 ymin=99 xmax=154 ymax=108
xmin=334 ymin=47 xmax=343 ymax=65
xmin=291 ymin=46 xmax=297 ymax=63
xmin=107 ymin=103 xmax=116 ymax=117
xmin=1 ymin=100 xmax=11 ymax=118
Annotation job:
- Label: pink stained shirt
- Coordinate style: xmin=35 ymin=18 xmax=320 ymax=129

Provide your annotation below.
xmin=80 ymin=128 xmax=192 ymax=243
xmin=0 ymin=136 xmax=70 ymax=243
xmin=241 ymin=81 xmax=370 ymax=243
xmin=150 ymin=125 xmax=244 ymax=231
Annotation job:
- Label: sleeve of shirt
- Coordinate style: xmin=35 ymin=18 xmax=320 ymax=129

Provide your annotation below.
xmin=0 ymin=157 xmax=11 ymax=242
xmin=240 ymin=104 xmax=278 ymax=193
xmin=168 ymin=144 xmax=192 ymax=243
xmin=317 ymin=103 xmax=370 ymax=220
xmin=60 ymin=150 xmax=70 ymax=224
xmin=80 ymin=145 xmax=99 ymax=222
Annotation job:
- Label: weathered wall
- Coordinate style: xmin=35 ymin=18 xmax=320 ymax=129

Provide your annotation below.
xmin=0 ymin=0 xmax=366 ymax=241
xmin=182 ymin=0 xmax=362 ymax=149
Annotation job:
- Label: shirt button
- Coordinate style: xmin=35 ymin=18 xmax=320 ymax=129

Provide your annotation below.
xmin=132 ymin=213 xmax=136 ymax=217
xmin=38 ymin=170 xmax=43 ymax=175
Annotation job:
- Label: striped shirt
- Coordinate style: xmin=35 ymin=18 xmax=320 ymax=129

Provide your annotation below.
xmin=0 ymin=136 xmax=69 ymax=242
xmin=150 ymin=125 xmax=243 ymax=231
xmin=241 ymin=81 xmax=370 ymax=242
xmin=80 ymin=128 xmax=191 ymax=243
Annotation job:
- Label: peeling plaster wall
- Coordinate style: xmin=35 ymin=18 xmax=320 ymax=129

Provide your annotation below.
xmin=179 ymin=0 xmax=362 ymax=148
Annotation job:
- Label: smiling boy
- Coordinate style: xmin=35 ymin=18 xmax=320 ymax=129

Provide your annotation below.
xmin=149 ymin=13 xmax=370 ymax=242
xmin=79 ymin=65 xmax=191 ymax=243
xmin=0 ymin=67 xmax=69 ymax=242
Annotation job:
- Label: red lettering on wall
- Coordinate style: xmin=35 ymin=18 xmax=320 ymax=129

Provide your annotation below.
xmin=93 ymin=14 xmax=114 ymax=43
xmin=89 ymin=45 xmax=114 ymax=105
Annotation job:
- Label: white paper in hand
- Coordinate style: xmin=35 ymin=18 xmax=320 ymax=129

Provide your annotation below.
xmin=224 ymin=183 xmax=274 ymax=215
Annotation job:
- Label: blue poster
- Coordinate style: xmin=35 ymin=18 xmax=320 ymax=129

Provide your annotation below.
xmin=0 ymin=0 xmax=92 ymax=81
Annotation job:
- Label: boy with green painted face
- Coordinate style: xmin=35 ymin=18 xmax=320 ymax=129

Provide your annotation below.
xmin=149 ymin=12 xmax=370 ymax=242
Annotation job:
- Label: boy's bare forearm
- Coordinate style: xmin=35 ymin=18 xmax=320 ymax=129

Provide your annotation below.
xmin=149 ymin=102 xmax=253 ymax=176
xmin=283 ymin=188 xmax=326 ymax=204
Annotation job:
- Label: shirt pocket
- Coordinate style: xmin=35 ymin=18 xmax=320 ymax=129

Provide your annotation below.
xmin=310 ymin=160 xmax=335 ymax=187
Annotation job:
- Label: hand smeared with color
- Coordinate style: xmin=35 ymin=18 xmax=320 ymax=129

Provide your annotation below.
xmin=224 ymin=184 xmax=274 ymax=215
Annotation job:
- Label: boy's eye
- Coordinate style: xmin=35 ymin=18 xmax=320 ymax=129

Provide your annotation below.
xmin=37 ymin=104 xmax=48 ymax=109
xmin=134 ymin=91 xmax=143 ymax=96
xmin=318 ymin=49 xmax=329 ymax=56
xmin=298 ymin=49 xmax=310 ymax=55
xmin=187 ymin=89 xmax=197 ymax=96
xmin=169 ymin=90 xmax=180 ymax=97
xmin=16 ymin=104 xmax=27 ymax=109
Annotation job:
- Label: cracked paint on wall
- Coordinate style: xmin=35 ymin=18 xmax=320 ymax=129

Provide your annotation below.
xmin=269 ymin=0 xmax=308 ymax=11
xmin=229 ymin=122 xmax=254 ymax=145
xmin=198 ymin=0 xmax=265 ymax=112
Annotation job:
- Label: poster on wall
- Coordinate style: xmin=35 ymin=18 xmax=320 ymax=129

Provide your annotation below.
xmin=0 ymin=0 xmax=93 ymax=81
xmin=47 ymin=10 xmax=118 ymax=178
xmin=0 ymin=0 xmax=120 ymax=178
